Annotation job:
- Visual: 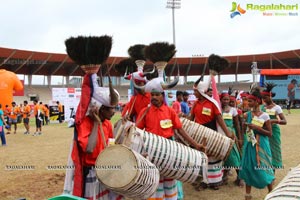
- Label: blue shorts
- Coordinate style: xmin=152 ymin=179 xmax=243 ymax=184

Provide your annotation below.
xmin=8 ymin=118 xmax=17 ymax=124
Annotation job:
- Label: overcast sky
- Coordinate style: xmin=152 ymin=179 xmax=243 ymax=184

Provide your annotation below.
xmin=0 ymin=0 xmax=299 ymax=58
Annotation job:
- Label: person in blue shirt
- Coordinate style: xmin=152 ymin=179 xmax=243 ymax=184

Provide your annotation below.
xmin=0 ymin=104 xmax=8 ymax=146
xmin=180 ymin=91 xmax=190 ymax=116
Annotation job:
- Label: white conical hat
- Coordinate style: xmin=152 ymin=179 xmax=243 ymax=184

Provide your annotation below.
xmin=90 ymin=74 xmax=120 ymax=108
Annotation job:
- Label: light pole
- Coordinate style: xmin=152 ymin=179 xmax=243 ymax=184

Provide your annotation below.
xmin=166 ymin=0 xmax=181 ymax=83
xmin=166 ymin=0 xmax=181 ymax=46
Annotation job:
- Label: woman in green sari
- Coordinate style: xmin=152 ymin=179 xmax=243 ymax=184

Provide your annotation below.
xmin=261 ymin=82 xmax=287 ymax=172
xmin=239 ymin=86 xmax=274 ymax=200
xmin=220 ymin=93 xmax=243 ymax=186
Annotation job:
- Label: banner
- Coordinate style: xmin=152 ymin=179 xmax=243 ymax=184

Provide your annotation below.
xmin=261 ymin=75 xmax=300 ymax=100
xmin=52 ymin=88 xmax=81 ymax=121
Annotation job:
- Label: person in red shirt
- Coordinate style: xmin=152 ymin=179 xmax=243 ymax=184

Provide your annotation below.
xmin=64 ymin=73 xmax=123 ymax=200
xmin=172 ymin=90 xmax=183 ymax=117
xmin=190 ymin=77 xmax=233 ymax=191
xmin=136 ymin=87 xmax=205 ymax=200
xmin=121 ymin=71 xmax=151 ymax=122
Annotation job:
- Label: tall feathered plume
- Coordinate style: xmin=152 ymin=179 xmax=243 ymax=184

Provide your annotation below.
xmin=208 ymin=54 xmax=230 ymax=75
xmin=132 ymin=42 xmax=178 ymax=92
xmin=65 ymin=35 xmax=112 ymax=66
xmin=250 ymin=83 xmax=261 ymax=98
xmin=128 ymin=44 xmax=147 ymax=61
xmin=114 ymin=58 xmax=136 ymax=76
xmin=144 ymin=42 xmax=176 ymax=63
xmin=264 ymin=82 xmax=277 ymax=92
xmin=264 ymin=82 xmax=277 ymax=97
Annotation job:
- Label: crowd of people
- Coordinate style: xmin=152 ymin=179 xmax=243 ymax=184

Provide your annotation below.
xmin=0 ymin=100 xmax=66 ymax=147
xmin=120 ymin=78 xmax=288 ymax=200
xmin=64 ymin=73 xmax=289 ymax=200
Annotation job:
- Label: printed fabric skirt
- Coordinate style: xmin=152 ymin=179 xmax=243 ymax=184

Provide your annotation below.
xmin=147 ymin=176 xmax=178 ymax=200
xmin=207 ymin=157 xmax=223 ymax=187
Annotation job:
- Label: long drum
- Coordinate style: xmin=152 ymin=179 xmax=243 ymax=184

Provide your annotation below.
xmin=180 ymin=118 xmax=234 ymax=160
xmin=95 ymin=145 xmax=160 ymax=200
xmin=265 ymin=164 xmax=300 ymax=200
xmin=116 ymin=123 xmax=208 ymax=184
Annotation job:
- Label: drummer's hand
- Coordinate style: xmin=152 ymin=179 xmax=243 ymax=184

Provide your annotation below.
xmin=142 ymin=152 xmax=148 ymax=158
xmin=123 ymin=114 xmax=131 ymax=122
xmin=195 ymin=144 xmax=206 ymax=153
xmin=228 ymin=134 xmax=235 ymax=140
xmin=89 ymin=105 xmax=99 ymax=121
xmin=238 ymin=140 xmax=243 ymax=148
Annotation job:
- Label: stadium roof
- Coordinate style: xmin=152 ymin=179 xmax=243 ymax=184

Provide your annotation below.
xmin=0 ymin=47 xmax=300 ymax=77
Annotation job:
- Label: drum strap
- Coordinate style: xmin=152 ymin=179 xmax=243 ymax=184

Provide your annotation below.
xmin=136 ymin=130 xmax=148 ymax=158
xmin=128 ymin=96 xmax=137 ymax=117
xmin=135 ymin=105 xmax=150 ymax=127
xmin=90 ymin=113 xmax=107 ymax=149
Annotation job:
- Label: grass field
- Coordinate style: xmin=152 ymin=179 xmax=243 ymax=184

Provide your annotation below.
xmin=0 ymin=110 xmax=299 ymax=200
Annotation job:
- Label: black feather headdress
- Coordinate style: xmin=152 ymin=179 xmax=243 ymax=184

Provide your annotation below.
xmin=264 ymin=82 xmax=277 ymax=92
xmin=128 ymin=44 xmax=147 ymax=61
xmin=65 ymin=35 xmax=112 ymax=66
xmin=208 ymin=54 xmax=230 ymax=75
xmin=114 ymin=58 xmax=136 ymax=76
xmin=249 ymin=83 xmax=262 ymax=100
xmin=144 ymin=42 xmax=176 ymax=63
xmin=262 ymin=82 xmax=277 ymax=97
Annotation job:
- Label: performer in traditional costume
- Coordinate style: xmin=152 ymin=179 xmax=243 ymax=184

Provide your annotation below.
xmin=239 ymin=85 xmax=274 ymax=200
xmin=116 ymin=45 xmax=153 ymax=122
xmin=190 ymin=54 xmax=234 ymax=190
xmin=134 ymin=42 xmax=206 ymax=200
xmin=238 ymin=92 xmax=250 ymax=113
xmin=219 ymin=92 xmax=243 ymax=187
xmin=63 ymin=35 xmax=124 ymax=200
xmin=261 ymin=82 xmax=287 ymax=172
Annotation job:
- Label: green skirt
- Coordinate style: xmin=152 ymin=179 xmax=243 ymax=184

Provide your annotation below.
xmin=239 ymin=135 xmax=275 ymax=189
xmin=269 ymin=124 xmax=283 ymax=169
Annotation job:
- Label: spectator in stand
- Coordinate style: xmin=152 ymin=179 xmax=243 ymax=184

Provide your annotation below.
xmin=0 ymin=104 xmax=8 ymax=146
xmin=57 ymin=101 xmax=63 ymax=123
xmin=22 ymin=100 xmax=32 ymax=134
xmin=181 ymin=91 xmax=190 ymax=116
xmin=7 ymin=102 xmax=20 ymax=134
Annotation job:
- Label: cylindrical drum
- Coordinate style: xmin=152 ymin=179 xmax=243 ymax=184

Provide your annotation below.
xmin=117 ymin=124 xmax=208 ymax=184
xmin=265 ymin=164 xmax=300 ymax=200
xmin=95 ymin=145 xmax=160 ymax=200
xmin=180 ymin=117 xmax=234 ymax=160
